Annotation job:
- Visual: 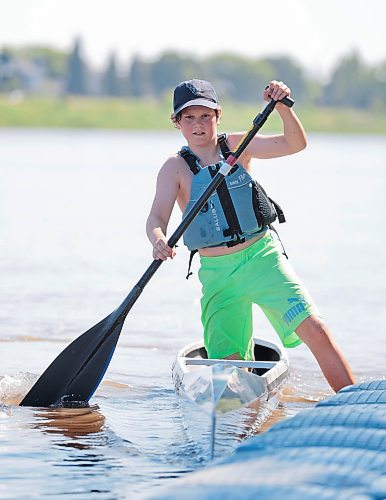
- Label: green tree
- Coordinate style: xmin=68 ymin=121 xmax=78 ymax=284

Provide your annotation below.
xmin=371 ymin=61 xmax=386 ymax=110
xmin=102 ymin=52 xmax=120 ymax=96
xmin=203 ymin=53 xmax=273 ymax=102
xmin=322 ymin=51 xmax=373 ymax=108
xmin=66 ymin=37 xmax=87 ymax=95
xmin=264 ymin=56 xmax=311 ymax=103
xmin=0 ymin=49 xmax=24 ymax=92
xmin=20 ymin=46 xmax=67 ymax=79
xmin=127 ymin=55 xmax=152 ymax=96
xmin=149 ymin=51 xmax=202 ymax=96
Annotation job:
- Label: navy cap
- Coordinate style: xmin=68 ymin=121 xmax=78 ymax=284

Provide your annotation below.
xmin=173 ymin=79 xmax=220 ymax=116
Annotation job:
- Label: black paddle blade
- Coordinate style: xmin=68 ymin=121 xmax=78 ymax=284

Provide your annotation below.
xmin=20 ymin=311 xmax=123 ymax=407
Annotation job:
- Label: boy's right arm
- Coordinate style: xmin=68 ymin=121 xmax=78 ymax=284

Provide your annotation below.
xmin=146 ymin=158 xmax=180 ymax=261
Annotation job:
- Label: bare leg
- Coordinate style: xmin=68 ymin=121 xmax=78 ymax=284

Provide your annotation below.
xmin=225 ymin=352 xmax=255 ymax=372
xmin=295 ymin=316 xmax=355 ymax=392
xmin=225 ymin=353 xmax=243 ymax=360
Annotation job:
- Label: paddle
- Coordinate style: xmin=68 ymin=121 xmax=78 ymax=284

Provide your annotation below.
xmin=20 ymin=95 xmax=294 ymax=407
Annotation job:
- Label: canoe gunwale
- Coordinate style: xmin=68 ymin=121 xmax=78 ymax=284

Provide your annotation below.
xmin=182 ymin=359 xmax=277 ymax=369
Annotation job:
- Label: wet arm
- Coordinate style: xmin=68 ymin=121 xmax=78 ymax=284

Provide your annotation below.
xmin=230 ymin=80 xmax=307 ymax=161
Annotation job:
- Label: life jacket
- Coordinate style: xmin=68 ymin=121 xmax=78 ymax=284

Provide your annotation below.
xmin=179 ymin=134 xmax=286 ymax=254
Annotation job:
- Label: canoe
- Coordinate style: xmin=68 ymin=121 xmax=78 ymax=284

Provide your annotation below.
xmin=172 ymin=337 xmax=289 ymax=413
xmin=172 ymin=337 xmax=289 ymax=456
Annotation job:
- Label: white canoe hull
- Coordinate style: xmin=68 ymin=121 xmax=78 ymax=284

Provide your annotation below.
xmin=172 ymin=338 xmax=289 ymax=414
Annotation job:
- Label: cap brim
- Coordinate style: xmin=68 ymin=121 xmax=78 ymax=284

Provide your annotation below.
xmin=173 ymin=99 xmax=219 ymax=116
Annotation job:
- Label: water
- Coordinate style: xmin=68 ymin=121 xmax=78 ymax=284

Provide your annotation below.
xmin=0 ymin=128 xmax=385 ymax=498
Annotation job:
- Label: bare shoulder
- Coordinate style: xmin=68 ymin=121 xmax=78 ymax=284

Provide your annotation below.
xmin=225 ymin=132 xmax=256 ymax=169
xmin=225 ymin=133 xmax=244 ymax=150
xmin=158 ymin=154 xmax=186 ymax=180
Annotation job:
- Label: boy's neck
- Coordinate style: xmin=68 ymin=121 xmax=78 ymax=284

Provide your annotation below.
xmin=186 ymin=140 xmax=220 ymax=167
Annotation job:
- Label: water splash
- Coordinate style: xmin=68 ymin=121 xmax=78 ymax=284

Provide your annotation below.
xmin=0 ymin=372 xmax=39 ymax=405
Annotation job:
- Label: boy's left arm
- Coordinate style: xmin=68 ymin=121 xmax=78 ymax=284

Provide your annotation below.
xmin=230 ymin=81 xmax=307 ymax=161
xmin=272 ymin=102 xmax=308 ymax=156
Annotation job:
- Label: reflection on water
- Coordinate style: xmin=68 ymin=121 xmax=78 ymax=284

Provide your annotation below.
xmin=0 ymin=130 xmax=385 ymax=497
xmin=255 ymin=382 xmax=330 ymax=436
xmin=34 ymin=404 xmax=105 ymax=439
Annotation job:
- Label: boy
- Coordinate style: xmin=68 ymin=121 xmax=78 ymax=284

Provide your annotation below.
xmin=146 ymin=79 xmax=354 ymax=392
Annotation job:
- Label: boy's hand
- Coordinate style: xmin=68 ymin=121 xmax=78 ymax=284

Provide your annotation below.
xmin=152 ymin=237 xmax=176 ymax=261
xmin=263 ymin=81 xmax=291 ymax=108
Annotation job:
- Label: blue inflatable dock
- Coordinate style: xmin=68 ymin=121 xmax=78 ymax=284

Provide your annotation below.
xmin=154 ymin=380 xmax=386 ymax=499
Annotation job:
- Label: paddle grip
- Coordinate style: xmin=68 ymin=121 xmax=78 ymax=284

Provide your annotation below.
xmin=264 ymin=85 xmax=294 ymax=108
xmin=280 ymin=95 xmax=294 ymax=107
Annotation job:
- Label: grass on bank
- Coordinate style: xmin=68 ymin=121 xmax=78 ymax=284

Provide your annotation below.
xmin=0 ymin=96 xmax=385 ymax=134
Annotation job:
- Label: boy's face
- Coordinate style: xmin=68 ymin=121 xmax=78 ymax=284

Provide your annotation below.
xmin=177 ymin=105 xmax=221 ymax=144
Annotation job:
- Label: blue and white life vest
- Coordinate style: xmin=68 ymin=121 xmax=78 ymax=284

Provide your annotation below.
xmin=180 ymin=134 xmax=285 ymax=252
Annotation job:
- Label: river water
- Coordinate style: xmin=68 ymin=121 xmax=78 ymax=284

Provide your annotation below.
xmin=0 ymin=128 xmax=385 ymax=498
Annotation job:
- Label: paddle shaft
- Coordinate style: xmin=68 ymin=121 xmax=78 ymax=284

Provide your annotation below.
xmin=117 ymin=97 xmax=294 ymax=322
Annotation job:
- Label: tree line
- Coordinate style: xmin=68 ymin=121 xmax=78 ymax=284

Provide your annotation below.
xmin=1 ymin=37 xmax=385 ymax=109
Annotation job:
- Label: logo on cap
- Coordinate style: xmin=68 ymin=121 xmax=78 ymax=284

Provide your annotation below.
xmin=186 ymin=82 xmax=206 ymax=97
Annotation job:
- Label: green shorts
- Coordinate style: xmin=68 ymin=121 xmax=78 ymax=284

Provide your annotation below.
xmin=198 ymin=230 xmax=321 ymax=360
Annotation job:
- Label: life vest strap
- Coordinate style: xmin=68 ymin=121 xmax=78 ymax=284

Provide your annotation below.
xmin=208 ymin=164 xmax=243 ymax=243
xmin=178 ymin=147 xmax=200 ymax=175
xmin=217 ymin=133 xmax=232 ymax=159
xmin=178 ymin=136 xmax=238 ymax=176
xmin=185 ymin=238 xmax=246 ymax=280
xmin=269 ymin=224 xmax=289 ymax=259
xmin=269 ymin=198 xmax=286 ymax=224
xmin=186 ymin=249 xmax=198 ymax=279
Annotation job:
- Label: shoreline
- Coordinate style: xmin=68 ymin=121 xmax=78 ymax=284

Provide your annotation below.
xmin=1 ymin=97 xmax=386 ymax=134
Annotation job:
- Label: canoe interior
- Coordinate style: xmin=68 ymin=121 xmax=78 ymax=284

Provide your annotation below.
xmin=185 ymin=343 xmax=281 ymax=376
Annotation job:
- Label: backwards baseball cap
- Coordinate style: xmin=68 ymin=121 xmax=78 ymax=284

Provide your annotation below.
xmin=173 ymin=79 xmax=220 ymax=116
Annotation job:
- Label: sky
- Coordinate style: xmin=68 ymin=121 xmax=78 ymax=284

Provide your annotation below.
xmin=1 ymin=0 xmax=385 ymax=78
